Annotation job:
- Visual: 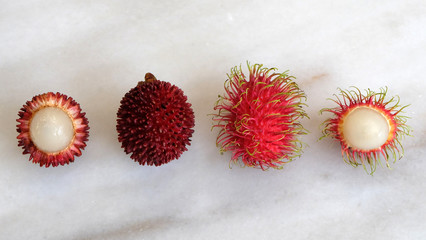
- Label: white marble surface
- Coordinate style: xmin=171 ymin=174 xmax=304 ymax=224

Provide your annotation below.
xmin=1 ymin=0 xmax=426 ymax=239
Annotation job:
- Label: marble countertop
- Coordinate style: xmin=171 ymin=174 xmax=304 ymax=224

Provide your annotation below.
xmin=1 ymin=0 xmax=425 ymax=239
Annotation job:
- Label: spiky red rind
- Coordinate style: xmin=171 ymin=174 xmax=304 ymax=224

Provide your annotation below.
xmin=320 ymin=87 xmax=411 ymax=174
xmin=213 ymin=63 xmax=308 ymax=170
xmin=16 ymin=92 xmax=90 ymax=167
xmin=116 ymin=78 xmax=195 ymax=166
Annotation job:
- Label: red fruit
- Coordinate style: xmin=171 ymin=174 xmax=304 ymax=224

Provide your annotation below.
xmin=16 ymin=92 xmax=90 ymax=167
xmin=116 ymin=73 xmax=195 ymax=166
xmin=213 ymin=63 xmax=308 ymax=170
xmin=320 ymin=87 xmax=411 ymax=174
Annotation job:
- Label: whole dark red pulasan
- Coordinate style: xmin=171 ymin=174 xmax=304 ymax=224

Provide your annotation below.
xmin=116 ymin=73 xmax=195 ymax=166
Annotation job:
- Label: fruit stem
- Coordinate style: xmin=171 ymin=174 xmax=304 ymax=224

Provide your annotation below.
xmin=138 ymin=73 xmax=158 ymax=86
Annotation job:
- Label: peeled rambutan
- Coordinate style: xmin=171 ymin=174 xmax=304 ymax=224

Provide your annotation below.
xmin=212 ymin=63 xmax=308 ymax=170
xmin=116 ymin=73 xmax=195 ymax=166
xmin=16 ymin=92 xmax=90 ymax=167
xmin=320 ymin=87 xmax=411 ymax=174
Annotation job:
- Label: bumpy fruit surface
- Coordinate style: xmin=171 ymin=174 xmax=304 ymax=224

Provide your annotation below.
xmin=117 ymin=73 xmax=195 ymax=166
xmin=17 ymin=92 xmax=89 ymax=167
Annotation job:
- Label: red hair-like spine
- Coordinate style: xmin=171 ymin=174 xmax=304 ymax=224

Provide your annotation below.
xmin=213 ymin=63 xmax=308 ymax=170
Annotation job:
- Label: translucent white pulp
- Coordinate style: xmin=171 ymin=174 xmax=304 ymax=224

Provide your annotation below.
xmin=30 ymin=107 xmax=74 ymax=153
xmin=342 ymin=107 xmax=390 ymax=150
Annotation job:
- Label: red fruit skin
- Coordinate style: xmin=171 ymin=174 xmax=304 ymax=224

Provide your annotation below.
xmin=213 ymin=64 xmax=308 ymax=170
xmin=320 ymin=87 xmax=411 ymax=174
xmin=117 ymin=76 xmax=195 ymax=166
xmin=16 ymin=92 xmax=90 ymax=167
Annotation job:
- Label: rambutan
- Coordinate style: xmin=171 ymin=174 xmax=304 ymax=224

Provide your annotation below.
xmin=320 ymin=87 xmax=411 ymax=174
xmin=213 ymin=63 xmax=308 ymax=170
xmin=16 ymin=92 xmax=90 ymax=167
xmin=116 ymin=73 xmax=195 ymax=166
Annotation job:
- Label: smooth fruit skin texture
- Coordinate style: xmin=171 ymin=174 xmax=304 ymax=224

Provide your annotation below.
xmin=16 ymin=92 xmax=90 ymax=167
xmin=116 ymin=73 xmax=195 ymax=166
xmin=213 ymin=63 xmax=308 ymax=170
xmin=320 ymin=87 xmax=411 ymax=174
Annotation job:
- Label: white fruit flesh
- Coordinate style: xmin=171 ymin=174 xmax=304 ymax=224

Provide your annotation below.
xmin=342 ymin=107 xmax=390 ymax=150
xmin=30 ymin=107 xmax=75 ymax=153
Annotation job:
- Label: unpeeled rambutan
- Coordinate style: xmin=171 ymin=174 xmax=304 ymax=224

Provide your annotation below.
xmin=116 ymin=73 xmax=195 ymax=166
xmin=213 ymin=63 xmax=308 ymax=170
xmin=16 ymin=92 xmax=90 ymax=167
xmin=320 ymin=87 xmax=411 ymax=174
